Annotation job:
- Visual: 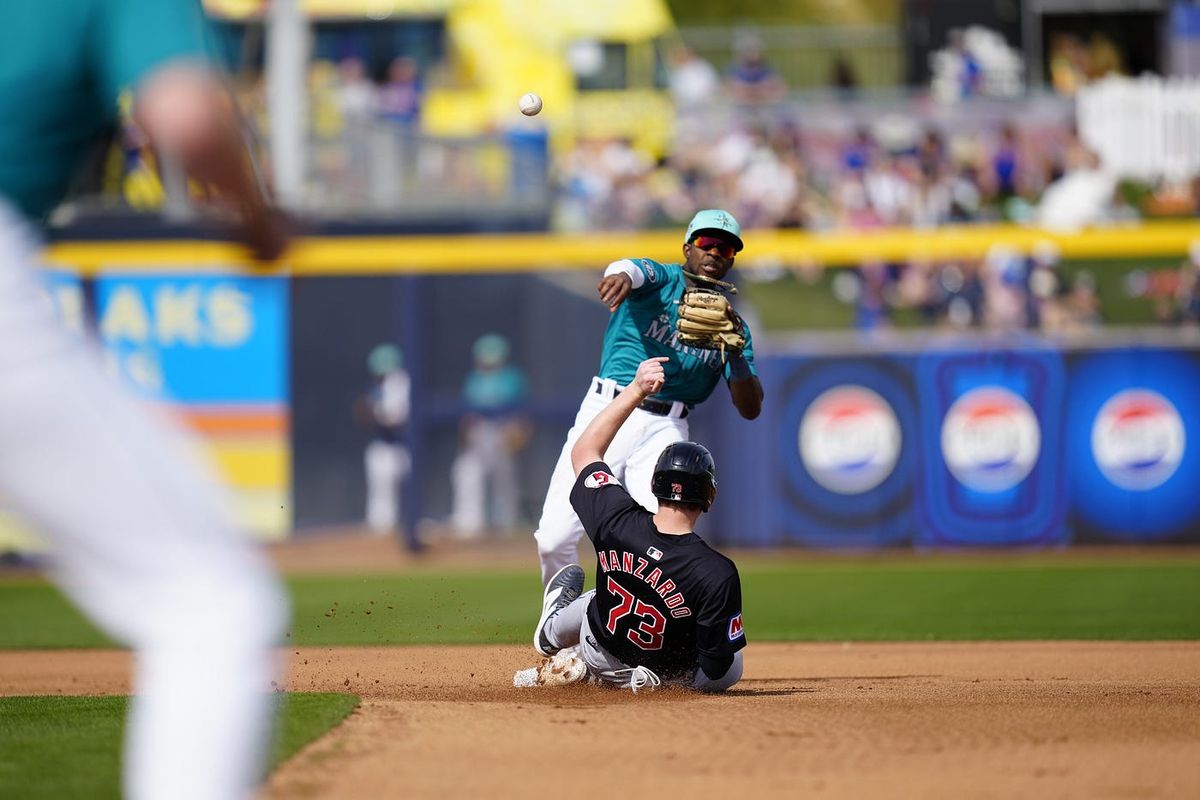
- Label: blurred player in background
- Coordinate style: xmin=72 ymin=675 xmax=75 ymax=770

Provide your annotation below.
xmin=450 ymin=333 xmax=530 ymax=536
xmin=533 ymin=209 xmax=763 ymax=585
xmin=529 ymin=356 xmax=745 ymax=693
xmin=0 ymin=2 xmax=288 ymax=798
xmin=356 ymin=343 xmax=412 ymax=535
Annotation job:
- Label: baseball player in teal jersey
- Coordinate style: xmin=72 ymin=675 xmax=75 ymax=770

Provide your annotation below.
xmin=1 ymin=2 xmax=287 ymax=798
xmin=533 ymin=210 xmax=763 ymax=584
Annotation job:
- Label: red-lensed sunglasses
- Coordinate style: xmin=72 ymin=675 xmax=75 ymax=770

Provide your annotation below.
xmin=690 ymin=236 xmax=736 ymax=259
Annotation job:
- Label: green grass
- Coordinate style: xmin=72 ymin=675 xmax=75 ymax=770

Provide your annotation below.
xmin=743 ymin=559 xmax=1200 ymax=640
xmin=2 ymin=556 xmax=1198 ymax=648
xmin=0 ymin=692 xmax=357 ymax=799
xmin=2 ymin=555 xmax=1191 ymax=796
xmin=741 ymin=268 xmax=854 ymax=330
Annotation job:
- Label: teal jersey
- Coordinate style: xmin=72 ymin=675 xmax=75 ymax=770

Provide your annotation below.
xmin=0 ymin=0 xmax=211 ymax=222
xmin=464 ymin=366 xmax=527 ymax=413
xmin=598 ymin=259 xmax=757 ymax=406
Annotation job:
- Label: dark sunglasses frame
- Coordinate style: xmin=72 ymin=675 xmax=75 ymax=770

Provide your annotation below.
xmin=690 ymin=236 xmax=737 ymax=258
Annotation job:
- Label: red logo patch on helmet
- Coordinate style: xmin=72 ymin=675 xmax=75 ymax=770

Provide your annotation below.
xmin=671 ymin=482 xmax=683 ymax=495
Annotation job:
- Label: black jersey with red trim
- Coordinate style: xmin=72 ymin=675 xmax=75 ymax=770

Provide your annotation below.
xmin=569 ymin=461 xmax=746 ymax=679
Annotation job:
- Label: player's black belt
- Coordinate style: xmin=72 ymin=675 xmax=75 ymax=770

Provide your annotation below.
xmin=638 ymin=396 xmax=688 ymax=417
xmin=592 ymin=379 xmax=688 ymax=418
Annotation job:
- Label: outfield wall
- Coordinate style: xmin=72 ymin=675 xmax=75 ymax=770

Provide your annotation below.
xmin=3 ymin=221 xmax=1195 ymax=551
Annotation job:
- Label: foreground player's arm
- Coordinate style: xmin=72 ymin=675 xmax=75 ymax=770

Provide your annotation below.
xmin=96 ymin=0 xmax=287 ymax=261
xmin=135 ymin=67 xmax=287 ymax=261
xmin=571 ymin=357 xmax=668 ymax=476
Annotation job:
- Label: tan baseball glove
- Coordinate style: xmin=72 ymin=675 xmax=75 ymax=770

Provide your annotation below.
xmin=676 ymin=288 xmax=746 ymax=357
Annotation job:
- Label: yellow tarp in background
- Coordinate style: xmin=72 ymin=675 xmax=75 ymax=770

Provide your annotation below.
xmin=203 ymin=0 xmax=456 ymax=19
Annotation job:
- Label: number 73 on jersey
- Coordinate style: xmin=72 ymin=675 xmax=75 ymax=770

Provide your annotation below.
xmin=605 ymin=577 xmax=667 ymax=651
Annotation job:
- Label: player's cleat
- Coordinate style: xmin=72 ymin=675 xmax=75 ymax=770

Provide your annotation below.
xmin=533 ymin=564 xmax=584 ymax=656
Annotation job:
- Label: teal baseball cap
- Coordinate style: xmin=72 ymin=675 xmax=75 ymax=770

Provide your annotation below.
xmin=472 ymin=333 xmax=511 ymax=367
xmin=367 ymin=343 xmax=403 ymax=376
xmin=685 ymin=209 xmax=744 ymax=253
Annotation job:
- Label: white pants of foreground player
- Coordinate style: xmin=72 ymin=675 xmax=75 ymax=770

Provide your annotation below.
xmin=546 ymin=591 xmax=743 ymax=692
xmin=534 ymin=378 xmax=688 ymax=585
xmin=0 ymin=202 xmax=286 ymax=800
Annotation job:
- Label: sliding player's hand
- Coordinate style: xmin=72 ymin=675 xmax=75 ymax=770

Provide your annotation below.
xmin=633 ymin=357 xmax=669 ymax=398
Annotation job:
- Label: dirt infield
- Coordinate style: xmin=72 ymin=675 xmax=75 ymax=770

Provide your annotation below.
xmin=3 ymin=641 xmax=1197 ymax=799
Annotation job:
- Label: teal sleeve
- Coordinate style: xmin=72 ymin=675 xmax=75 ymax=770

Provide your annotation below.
xmin=628 ymin=258 xmax=667 ymax=295
xmin=95 ymin=0 xmax=212 ymax=108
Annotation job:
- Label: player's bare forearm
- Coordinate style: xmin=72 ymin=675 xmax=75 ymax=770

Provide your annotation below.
xmin=727 ymin=353 xmax=762 ymax=419
xmin=729 ymin=376 xmax=762 ymax=419
xmin=571 ymin=357 xmax=668 ymax=475
xmin=570 ymin=389 xmax=642 ymax=475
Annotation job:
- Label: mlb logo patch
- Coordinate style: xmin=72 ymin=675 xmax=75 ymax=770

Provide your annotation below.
xmin=728 ymin=613 xmax=744 ymax=641
xmin=646 ymin=546 xmax=663 ymax=561
xmin=584 ymin=471 xmax=620 ymax=489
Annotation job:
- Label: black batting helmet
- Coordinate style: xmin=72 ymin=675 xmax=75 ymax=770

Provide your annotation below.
xmin=651 ymin=441 xmax=717 ymax=512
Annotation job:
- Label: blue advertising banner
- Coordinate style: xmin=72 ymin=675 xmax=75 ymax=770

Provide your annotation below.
xmin=914 ymin=346 xmax=1068 ymax=547
xmin=685 ymin=339 xmax=1200 ymax=549
xmin=1066 ymin=348 xmax=1200 ymax=541
xmin=94 ymin=274 xmax=288 ymax=404
xmin=771 ymin=356 xmax=919 ymax=548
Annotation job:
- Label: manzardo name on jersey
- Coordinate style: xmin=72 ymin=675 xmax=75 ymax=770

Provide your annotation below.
xmin=597 ymin=549 xmax=693 ymax=618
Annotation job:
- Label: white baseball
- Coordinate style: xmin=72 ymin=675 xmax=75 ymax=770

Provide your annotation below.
xmin=518 ymin=92 xmax=543 ymax=116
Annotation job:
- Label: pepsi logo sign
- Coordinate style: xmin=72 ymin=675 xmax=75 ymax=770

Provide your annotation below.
xmin=799 ymin=385 xmax=901 ymax=494
xmin=1091 ymin=389 xmax=1185 ymax=491
xmin=941 ymin=387 xmax=1040 ymax=492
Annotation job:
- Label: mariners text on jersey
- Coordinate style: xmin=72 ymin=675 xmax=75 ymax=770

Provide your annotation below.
xmin=598 ymin=258 xmax=757 ymax=406
xmin=597 ymin=549 xmax=692 ymax=618
xmin=642 ymin=315 xmax=724 ymax=368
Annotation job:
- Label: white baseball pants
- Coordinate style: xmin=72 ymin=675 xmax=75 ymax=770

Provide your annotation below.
xmin=451 ymin=418 xmax=520 ymax=534
xmin=0 ymin=202 xmax=286 ymax=800
xmin=365 ymin=439 xmax=410 ymax=533
xmin=533 ymin=377 xmax=688 ymax=585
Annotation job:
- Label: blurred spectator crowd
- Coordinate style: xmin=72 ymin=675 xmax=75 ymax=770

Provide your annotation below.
xmin=825 ymin=243 xmax=1104 ymax=335
xmin=552 ymin=40 xmax=1200 ymax=334
xmin=821 ymin=239 xmax=1200 ymax=334
xmin=554 ymin=39 xmax=1153 ymax=237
